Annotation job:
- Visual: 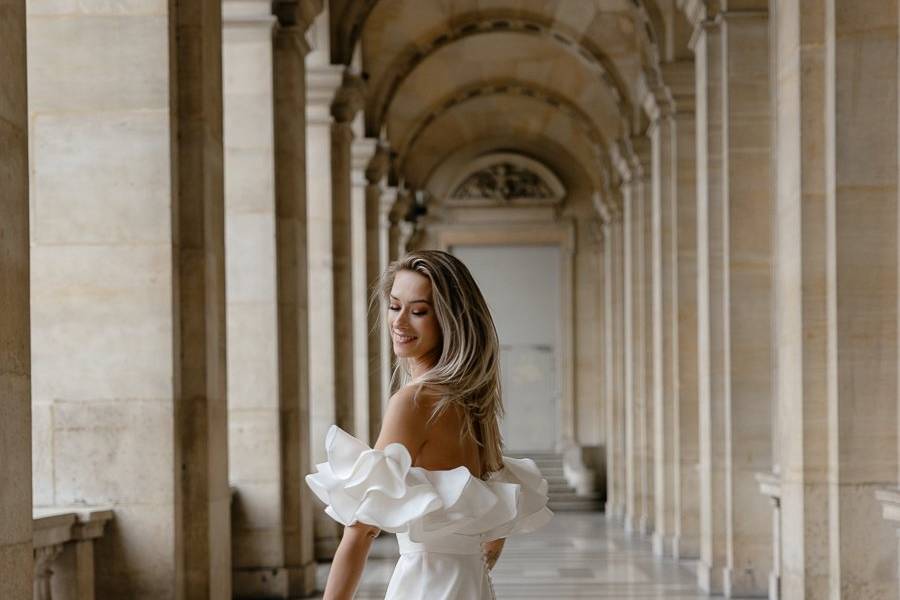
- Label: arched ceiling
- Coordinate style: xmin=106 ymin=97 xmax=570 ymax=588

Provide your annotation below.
xmin=402 ymin=93 xmax=609 ymax=191
xmin=337 ymin=0 xmax=662 ymax=193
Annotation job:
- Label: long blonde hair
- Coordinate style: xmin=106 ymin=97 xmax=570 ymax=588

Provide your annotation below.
xmin=377 ymin=250 xmax=505 ymax=477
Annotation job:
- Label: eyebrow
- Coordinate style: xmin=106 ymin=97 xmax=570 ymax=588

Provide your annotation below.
xmin=389 ymin=295 xmax=431 ymax=305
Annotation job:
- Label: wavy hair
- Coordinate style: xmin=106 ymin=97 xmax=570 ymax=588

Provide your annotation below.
xmin=376 ymin=250 xmax=505 ymax=477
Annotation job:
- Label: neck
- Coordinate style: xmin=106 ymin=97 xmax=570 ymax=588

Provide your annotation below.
xmin=409 ymin=354 xmax=436 ymax=379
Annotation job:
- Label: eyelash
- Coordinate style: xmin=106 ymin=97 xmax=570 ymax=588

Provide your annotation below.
xmin=389 ymin=306 xmax=426 ymax=316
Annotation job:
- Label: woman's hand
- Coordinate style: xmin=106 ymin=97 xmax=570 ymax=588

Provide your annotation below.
xmin=482 ymin=537 xmax=506 ymax=571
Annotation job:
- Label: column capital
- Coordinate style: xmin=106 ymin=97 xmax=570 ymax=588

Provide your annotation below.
xmin=273 ymin=0 xmax=322 ymax=29
xmin=331 ymin=71 xmax=366 ymax=124
xmin=629 ymin=135 xmax=652 ymax=179
xmin=274 ymin=24 xmax=312 ymax=56
xmin=365 ymin=143 xmax=391 ymax=185
xmin=611 ymin=139 xmax=634 ymax=184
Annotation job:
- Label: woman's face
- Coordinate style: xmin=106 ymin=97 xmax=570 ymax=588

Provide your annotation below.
xmin=388 ymin=270 xmax=442 ymax=369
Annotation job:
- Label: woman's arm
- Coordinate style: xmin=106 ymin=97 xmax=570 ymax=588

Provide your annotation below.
xmin=322 ymin=523 xmax=381 ymax=600
xmin=322 ymin=386 xmax=429 ymax=599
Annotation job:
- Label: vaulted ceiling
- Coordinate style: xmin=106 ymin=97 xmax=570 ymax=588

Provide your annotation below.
xmin=328 ymin=0 xmax=689 ymax=197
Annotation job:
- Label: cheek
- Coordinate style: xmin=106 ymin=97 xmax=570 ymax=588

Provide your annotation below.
xmin=424 ymin=317 xmax=440 ymax=342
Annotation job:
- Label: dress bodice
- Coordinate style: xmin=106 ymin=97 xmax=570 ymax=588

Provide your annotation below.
xmin=305 ymin=424 xmax=553 ymax=544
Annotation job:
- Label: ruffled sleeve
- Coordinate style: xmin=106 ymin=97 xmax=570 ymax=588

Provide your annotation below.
xmin=305 ymin=425 xmax=553 ymax=542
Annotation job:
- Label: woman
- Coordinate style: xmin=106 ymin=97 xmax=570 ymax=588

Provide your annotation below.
xmin=306 ymin=250 xmax=553 ymax=599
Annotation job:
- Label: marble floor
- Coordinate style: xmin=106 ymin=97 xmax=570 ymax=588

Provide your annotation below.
xmin=312 ymin=512 xmax=710 ymax=599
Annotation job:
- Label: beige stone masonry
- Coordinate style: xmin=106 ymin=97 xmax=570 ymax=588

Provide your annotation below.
xmin=27 ymin=0 xmax=229 ymax=595
xmin=273 ymin=9 xmax=318 ymax=594
xmin=693 ymin=13 xmax=729 ymax=595
xmin=0 ymin=1 xmax=32 ymax=595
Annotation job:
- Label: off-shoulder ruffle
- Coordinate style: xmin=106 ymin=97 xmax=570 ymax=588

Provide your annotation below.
xmin=304 ymin=425 xmax=553 ymax=542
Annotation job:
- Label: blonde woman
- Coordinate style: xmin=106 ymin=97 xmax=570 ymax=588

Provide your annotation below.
xmin=306 ymin=250 xmax=553 ymax=599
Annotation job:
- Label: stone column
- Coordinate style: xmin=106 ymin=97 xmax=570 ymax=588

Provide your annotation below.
xmin=770 ymin=2 xmax=899 ymax=598
xmin=693 ymin=11 xmax=728 ymax=594
xmin=379 ymin=185 xmax=400 ymax=399
xmin=365 ymin=146 xmax=390 ymax=443
xmin=666 ymin=59 xmax=701 ymax=561
xmin=305 ymin=15 xmax=344 ymax=555
xmin=719 ymin=9 xmax=774 ymax=596
xmin=0 ymin=1 xmax=32 ymax=596
xmin=612 ymin=199 xmax=628 ymax=521
xmin=273 ymin=10 xmax=318 ymax=594
xmin=633 ymin=138 xmax=655 ymax=537
xmin=28 ymin=0 xmax=229 ymax=595
xmin=619 ymin=152 xmax=641 ymax=533
xmin=223 ymin=1 xmax=317 ymax=595
xmin=170 ymin=2 xmax=231 ymax=597
xmin=604 ymin=201 xmax=626 ymax=521
xmin=351 ymin=138 xmax=376 ymax=444
xmin=646 ymin=91 xmax=679 ymax=557
xmin=330 ymin=74 xmax=363 ymax=438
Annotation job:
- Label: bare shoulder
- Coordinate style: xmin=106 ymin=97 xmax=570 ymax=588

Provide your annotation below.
xmin=373 ymin=384 xmax=437 ymax=457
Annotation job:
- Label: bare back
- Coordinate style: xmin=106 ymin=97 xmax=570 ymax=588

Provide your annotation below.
xmin=415 ymin=401 xmax=483 ymax=479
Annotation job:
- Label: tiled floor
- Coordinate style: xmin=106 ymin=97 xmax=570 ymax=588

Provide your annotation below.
xmin=312 ymin=512 xmax=710 ymax=599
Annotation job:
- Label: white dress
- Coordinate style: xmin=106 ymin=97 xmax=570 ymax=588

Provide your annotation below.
xmin=305 ymin=425 xmax=554 ymax=600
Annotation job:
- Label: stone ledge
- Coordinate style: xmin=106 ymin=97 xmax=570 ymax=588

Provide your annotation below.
xmin=33 ymin=506 xmax=114 ymax=548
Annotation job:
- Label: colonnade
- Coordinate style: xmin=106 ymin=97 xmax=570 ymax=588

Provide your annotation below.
xmin=603 ymin=2 xmax=900 ymax=598
xmin=4 ymin=1 xmax=900 ymax=599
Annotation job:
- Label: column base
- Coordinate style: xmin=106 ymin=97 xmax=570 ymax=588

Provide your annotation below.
xmin=233 ymin=561 xmax=318 ymax=599
xmin=638 ymin=514 xmax=653 ymax=537
xmin=623 ymin=513 xmax=639 ymax=535
xmin=651 ymin=533 xmax=672 ymax=557
xmin=233 ymin=567 xmax=291 ymax=598
xmin=697 ymin=560 xmax=724 ymax=595
xmin=722 ymin=566 xmax=768 ymax=598
xmin=290 ymin=561 xmax=318 ymax=597
xmin=314 ymin=537 xmax=339 ymax=561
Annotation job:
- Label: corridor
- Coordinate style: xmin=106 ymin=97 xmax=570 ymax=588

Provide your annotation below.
xmin=315 ymin=513 xmax=706 ymax=599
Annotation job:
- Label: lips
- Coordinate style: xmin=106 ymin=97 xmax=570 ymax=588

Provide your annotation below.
xmin=392 ymin=331 xmax=417 ymax=344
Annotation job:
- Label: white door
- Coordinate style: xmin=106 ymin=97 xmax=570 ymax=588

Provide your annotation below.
xmin=451 ymin=244 xmax=560 ymax=452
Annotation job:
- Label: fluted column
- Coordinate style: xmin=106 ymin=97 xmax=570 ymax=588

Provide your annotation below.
xmin=694 ymin=11 xmax=728 ymax=594
xmin=0 ymin=0 xmax=32 ymax=595
xmin=771 ymin=2 xmax=899 ymax=598
xmin=378 ymin=185 xmax=400 ymax=398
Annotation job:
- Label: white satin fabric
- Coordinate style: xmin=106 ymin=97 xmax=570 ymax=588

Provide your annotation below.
xmin=305 ymin=425 xmax=554 ymax=599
